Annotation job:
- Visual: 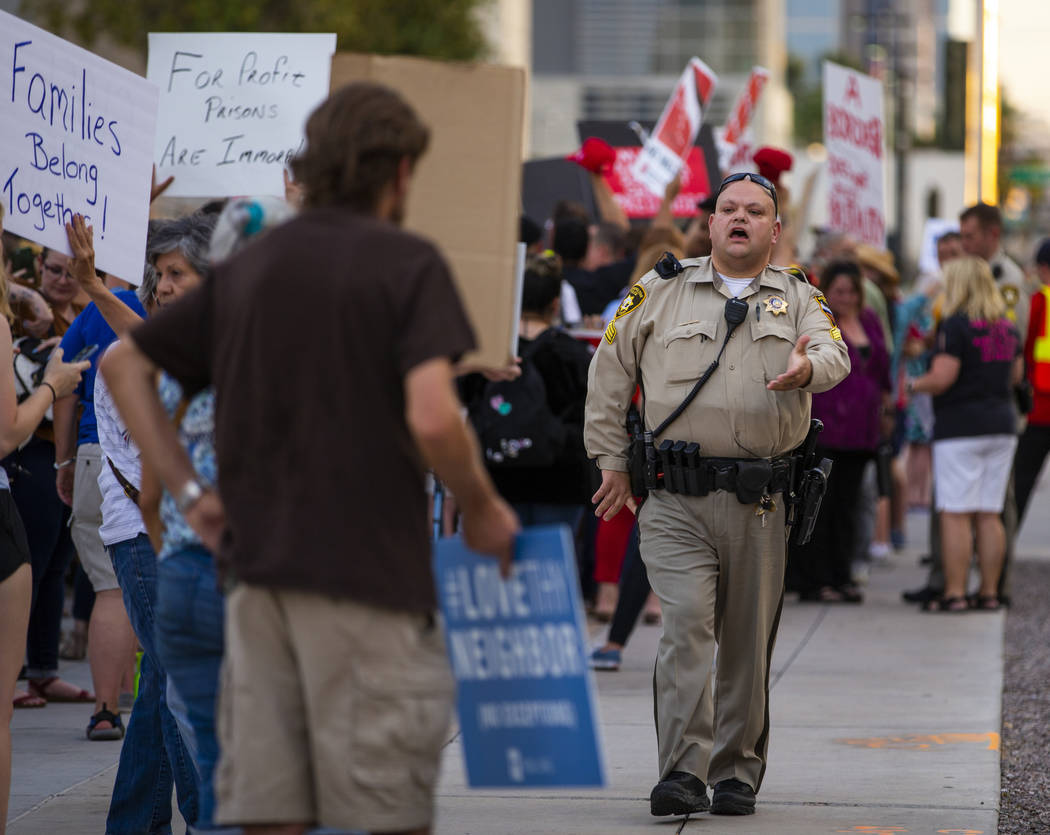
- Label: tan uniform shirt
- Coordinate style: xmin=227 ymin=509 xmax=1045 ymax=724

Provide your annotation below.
xmin=585 ymin=257 xmax=851 ymax=469
xmin=992 ymin=249 xmax=1034 ymax=344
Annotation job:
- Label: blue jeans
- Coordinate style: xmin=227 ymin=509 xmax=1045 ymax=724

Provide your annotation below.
xmin=155 ymin=546 xmax=228 ymax=832
xmin=108 ymin=533 xmax=199 ymax=835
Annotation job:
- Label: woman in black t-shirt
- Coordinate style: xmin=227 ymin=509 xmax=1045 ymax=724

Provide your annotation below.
xmin=909 ymin=256 xmax=1022 ymax=612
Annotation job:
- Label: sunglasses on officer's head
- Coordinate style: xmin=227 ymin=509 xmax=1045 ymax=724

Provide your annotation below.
xmin=716 ymin=172 xmax=779 ymax=217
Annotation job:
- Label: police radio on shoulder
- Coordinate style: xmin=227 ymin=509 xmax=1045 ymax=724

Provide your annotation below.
xmin=654 ymin=251 xmax=683 ymax=279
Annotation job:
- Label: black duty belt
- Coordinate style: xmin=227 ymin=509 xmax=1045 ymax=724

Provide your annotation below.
xmin=653 ymin=441 xmax=795 ymax=503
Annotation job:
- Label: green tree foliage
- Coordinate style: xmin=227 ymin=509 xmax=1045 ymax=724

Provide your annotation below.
xmin=20 ymin=0 xmax=492 ymax=62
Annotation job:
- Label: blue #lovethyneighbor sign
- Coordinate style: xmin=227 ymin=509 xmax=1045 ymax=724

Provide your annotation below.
xmin=434 ymin=525 xmax=605 ymax=788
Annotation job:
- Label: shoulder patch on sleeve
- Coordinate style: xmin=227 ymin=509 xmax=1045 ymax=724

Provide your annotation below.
xmin=814 ymin=293 xmax=838 ymax=327
xmin=614 ymin=284 xmax=646 ymax=320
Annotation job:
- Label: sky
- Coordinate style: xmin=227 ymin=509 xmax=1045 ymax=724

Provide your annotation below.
xmin=999 ymin=0 xmax=1050 ymax=126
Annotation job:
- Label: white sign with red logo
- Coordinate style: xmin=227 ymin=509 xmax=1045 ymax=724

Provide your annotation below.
xmin=630 ymin=58 xmax=717 ymax=198
xmin=716 ymin=66 xmax=769 ymax=173
xmin=823 ymin=62 xmax=886 ymax=247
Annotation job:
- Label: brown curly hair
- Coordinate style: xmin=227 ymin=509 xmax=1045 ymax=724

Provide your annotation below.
xmin=290 ymin=82 xmax=430 ymax=213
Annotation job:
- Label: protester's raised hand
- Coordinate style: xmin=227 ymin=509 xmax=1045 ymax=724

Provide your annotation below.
xmin=283 ymin=169 xmax=304 ymax=208
xmin=151 ymin=165 xmax=174 ymax=204
xmin=42 ymin=346 xmax=91 ymax=400
xmin=65 ymin=214 xmax=103 ymax=293
xmin=664 ymin=171 xmax=682 ymax=203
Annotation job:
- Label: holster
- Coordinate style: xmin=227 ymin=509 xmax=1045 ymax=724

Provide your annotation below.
xmin=788 ymin=457 xmax=833 ymax=546
xmin=734 ymin=459 xmax=773 ymax=504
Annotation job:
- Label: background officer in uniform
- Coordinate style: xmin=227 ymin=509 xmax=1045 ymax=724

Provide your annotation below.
xmin=584 ymin=173 xmax=850 ymax=817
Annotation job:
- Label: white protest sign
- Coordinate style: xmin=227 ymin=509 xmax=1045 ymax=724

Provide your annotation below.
xmin=148 ymin=33 xmax=336 ymax=197
xmin=823 ymin=62 xmax=886 ymax=247
xmin=716 ymin=66 xmax=770 ymax=173
xmin=631 ymin=58 xmax=717 ymax=197
xmin=0 ymin=10 xmax=158 ymax=283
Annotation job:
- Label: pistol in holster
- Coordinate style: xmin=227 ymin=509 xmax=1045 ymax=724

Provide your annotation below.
xmin=626 ymin=407 xmax=659 ymax=498
xmin=786 ymin=419 xmax=833 ymax=546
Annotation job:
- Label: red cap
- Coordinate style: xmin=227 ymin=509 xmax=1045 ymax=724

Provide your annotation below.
xmin=567 ymin=137 xmax=616 ymax=175
xmin=753 ymin=146 xmax=793 ymax=185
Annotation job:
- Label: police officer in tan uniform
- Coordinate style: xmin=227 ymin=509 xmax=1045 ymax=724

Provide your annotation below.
xmin=584 ymin=173 xmax=850 ymax=817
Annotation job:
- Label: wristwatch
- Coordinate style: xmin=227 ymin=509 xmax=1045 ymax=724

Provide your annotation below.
xmin=174 ymin=478 xmax=205 ymax=514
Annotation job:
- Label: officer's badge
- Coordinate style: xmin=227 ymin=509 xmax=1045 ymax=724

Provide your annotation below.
xmin=614 ymin=284 xmax=646 ymax=320
xmin=814 ymin=293 xmax=837 ymax=326
xmin=604 ymin=321 xmax=617 ymax=344
xmin=763 ymin=295 xmax=789 ymax=316
xmin=1001 ymin=285 xmax=1019 ymax=308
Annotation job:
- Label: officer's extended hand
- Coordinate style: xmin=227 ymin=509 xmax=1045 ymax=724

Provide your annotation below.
xmin=592 ymin=470 xmax=637 ymax=521
xmin=767 ymin=334 xmax=814 ymax=391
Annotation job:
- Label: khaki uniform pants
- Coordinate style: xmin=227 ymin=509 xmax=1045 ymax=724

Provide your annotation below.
xmin=638 ymin=488 xmax=786 ymax=792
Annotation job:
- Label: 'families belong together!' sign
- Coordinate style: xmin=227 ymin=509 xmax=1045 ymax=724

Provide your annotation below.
xmin=0 ymin=10 xmax=158 ymax=282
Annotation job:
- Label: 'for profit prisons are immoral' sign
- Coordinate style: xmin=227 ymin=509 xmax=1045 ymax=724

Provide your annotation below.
xmin=147 ymin=33 xmax=336 ymax=197
xmin=434 ymin=526 xmax=605 ymax=788
xmin=0 ymin=10 xmax=158 ymax=283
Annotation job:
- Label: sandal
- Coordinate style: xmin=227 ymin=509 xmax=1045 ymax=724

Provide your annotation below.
xmin=800 ymin=586 xmax=851 ymax=603
xmin=837 ymin=584 xmax=864 ymax=603
xmin=970 ymin=595 xmax=1001 ymax=611
xmin=28 ymin=676 xmax=94 ymax=703
xmin=13 ymin=690 xmax=47 ymax=709
xmin=923 ymin=595 xmax=969 ymax=613
xmin=86 ymin=706 xmax=125 ymax=741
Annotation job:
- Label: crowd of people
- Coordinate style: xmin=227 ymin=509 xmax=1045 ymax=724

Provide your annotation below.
xmin=0 ymin=78 xmax=1047 ymax=832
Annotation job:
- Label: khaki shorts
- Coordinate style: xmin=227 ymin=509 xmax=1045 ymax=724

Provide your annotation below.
xmin=215 ymin=585 xmax=455 ymax=832
xmin=71 ymin=444 xmax=118 ymax=592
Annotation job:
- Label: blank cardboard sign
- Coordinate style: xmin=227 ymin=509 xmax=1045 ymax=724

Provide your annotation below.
xmin=329 ymin=54 xmax=526 ymax=367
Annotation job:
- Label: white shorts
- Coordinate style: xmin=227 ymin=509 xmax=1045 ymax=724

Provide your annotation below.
xmin=932 ymin=435 xmax=1018 ymax=513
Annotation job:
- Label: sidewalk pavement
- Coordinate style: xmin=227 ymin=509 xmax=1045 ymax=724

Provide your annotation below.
xmin=9 ymin=471 xmax=1050 ymax=834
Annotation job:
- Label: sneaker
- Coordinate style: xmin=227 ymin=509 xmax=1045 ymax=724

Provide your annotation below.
xmin=711 ymin=778 xmax=756 ymax=815
xmin=869 ymin=541 xmax=892 ymax=562
xmin=589 ymin=647 xmax=622 ymax=671
xmin=650 ymin=771 xmax=710 ymax=816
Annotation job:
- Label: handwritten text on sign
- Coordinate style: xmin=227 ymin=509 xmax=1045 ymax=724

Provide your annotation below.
xmin=147 ymin=33 xmax=336 ymax=197
xmin=823 ymin=62 xmax=886 ymax=247
xmin=435 ymin=526 xmax=605 ymax=788
xmin=0 ymin=10 xmax=158 ymax=282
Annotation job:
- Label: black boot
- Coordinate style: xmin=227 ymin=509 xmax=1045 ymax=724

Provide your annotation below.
xmin=649 ymin=771 xmax=710 ymax=816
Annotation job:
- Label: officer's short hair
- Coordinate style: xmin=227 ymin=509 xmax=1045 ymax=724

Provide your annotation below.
xmin=291 ymin=82 xmax=430 ymax=213
xmin=959 ymin=202 xmax=1002 ymax=231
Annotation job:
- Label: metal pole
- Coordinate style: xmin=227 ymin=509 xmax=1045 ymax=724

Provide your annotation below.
xmin=893 ymin=4 xmax=909 ymax=271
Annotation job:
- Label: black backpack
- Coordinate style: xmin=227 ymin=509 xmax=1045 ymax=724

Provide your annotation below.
xmin=468 ymin=330 xmax=568 ymax=468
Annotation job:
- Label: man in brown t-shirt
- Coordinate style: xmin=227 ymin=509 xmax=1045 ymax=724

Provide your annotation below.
xmin=102 ymin=83 xmax=518 ymax=835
